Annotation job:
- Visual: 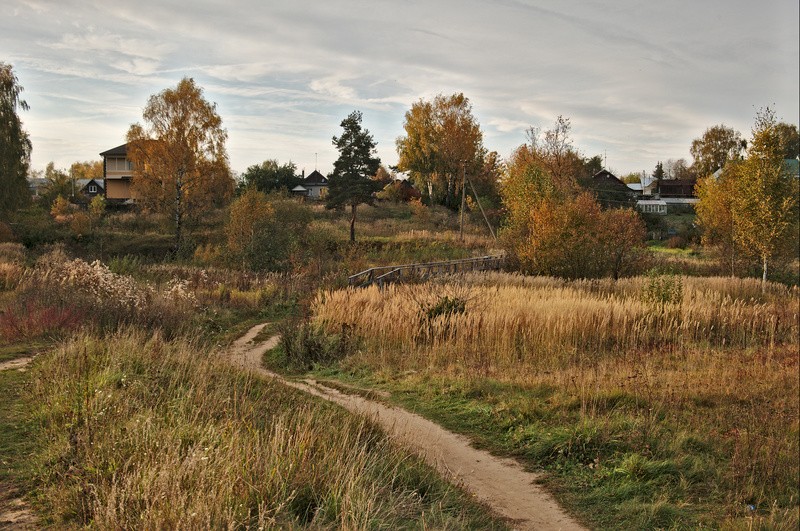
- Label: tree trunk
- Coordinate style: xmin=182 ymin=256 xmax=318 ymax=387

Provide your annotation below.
xmin=730 ymin=244 xmax=735 ymax=277
xmin=174 ymin=175 xmax=183 ymax=254
xmin=350 ymin=203 xmax=357 ymax=242
xmin=459 ymin=167 xmax=466 ymax=241
xmin=761 ymin=256 xmax=768 ymax=293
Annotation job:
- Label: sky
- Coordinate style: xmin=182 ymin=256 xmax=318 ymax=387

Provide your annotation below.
xmin=3 ymin=0 xmax=798 ymax=178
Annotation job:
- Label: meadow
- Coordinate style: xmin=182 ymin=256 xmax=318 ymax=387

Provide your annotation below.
xmin=2 ymin=200 xmax=798 ymax=529
xmin=309 ymin=272 xmax=799 ymax=529
xmin=0 ymin=241 xmax=506 ymax=529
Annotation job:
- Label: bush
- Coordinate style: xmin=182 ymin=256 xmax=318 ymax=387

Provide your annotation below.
xmin=12 ymin=249 xmax=196 ymax=337
xmin=665 ymin=236 xmax=687 ymax=249
xmin=502 ymin=193 xmax=648 ymax=279
xmin=278 ymin=319 xmax=355 ymax=369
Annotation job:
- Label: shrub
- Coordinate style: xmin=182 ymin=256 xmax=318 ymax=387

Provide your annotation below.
xmin=666 ymin=236 xmax=687 ymax=249
xmin=641 ymin=270 xmax=684 ymax=309
xmin=15 ymin=249 xmax=196 ymax=336
xmin=0 ymin=301 xmax=84 ymax=341
xmin=278 ymin=319 xmax=356 ymax=369
xmin=502 ymin=192 xmax=647 ymax=279
xmin=0 ymin=221 xmax=15 ymax=242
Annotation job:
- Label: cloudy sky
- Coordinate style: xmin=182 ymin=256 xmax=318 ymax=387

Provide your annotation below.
xmin=3 ymin=0 xmax=798 ymax=178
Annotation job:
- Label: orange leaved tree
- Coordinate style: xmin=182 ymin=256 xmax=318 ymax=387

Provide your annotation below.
xmin=127 ymin=77 xmax=233 ymax=253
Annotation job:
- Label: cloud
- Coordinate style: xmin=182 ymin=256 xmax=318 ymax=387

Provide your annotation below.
xmin=50 ymin=29 xmax=170 ymax=62
xmin=2 ymin=0 xmax=797 ymax=174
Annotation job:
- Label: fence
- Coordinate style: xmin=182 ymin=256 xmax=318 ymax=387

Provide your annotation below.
xmin=348 ymin=255 xmax=505 ymax=288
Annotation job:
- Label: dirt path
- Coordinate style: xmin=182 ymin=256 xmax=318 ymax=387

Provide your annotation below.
xmin=0 ymin=486 xmax=36 ymax=530
xmin=0 ymin=358 xmax=33 ymax=373
xmin=229 ymin=323 xmax=586 ymax=531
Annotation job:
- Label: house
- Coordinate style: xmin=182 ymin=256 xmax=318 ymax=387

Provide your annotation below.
xmin=584 ymin=169 xmax=636 ymax=208
xmin=636 ymin=199 xmax=668 ymax=215
xmin=301 ymin=170 xmax=328 ymax=199
xmin=290 ymin=184 xmax=309 ymax=197
xmin=288 ymin=170 xmax=328 ymax=200
xmin=76 ymin=178 xmax=104 ymax=199
xmin=658 ymin=178 xmax=697 ymax=198
xmin=99 ymin=143 xmax=137 ymax=204
xmin=27 ymin=177 xmax=48 ymax=199
xmin=625 ymin=174 xmax=658 ymax=197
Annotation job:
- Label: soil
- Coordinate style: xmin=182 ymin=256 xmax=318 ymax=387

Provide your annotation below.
xmin=229 ymin=323 xmax=586 ymax=531
xmin=0 ymin=358 xmax=33 ymax=373
xmin=0 ymin=486 xmax=36 ymax=531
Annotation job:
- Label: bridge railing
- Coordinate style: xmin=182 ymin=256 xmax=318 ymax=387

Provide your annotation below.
xmin=348 ymin=255 xmax=505 ymax=288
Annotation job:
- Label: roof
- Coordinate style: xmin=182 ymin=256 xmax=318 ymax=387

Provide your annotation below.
xmin=77 ymin=178 xmax=104 ymax=190
xmin=99 ymin=143 xmax=128 ymax=157
xmin=591 ymin=169 xmax=625 ymax=183
xmin=626 ymin=183 xmax=644 ymax=192
xmin=304 ymin=170 xmax=328 ymax=185
xmin=291 ymin=185 xmax=308 ymax=192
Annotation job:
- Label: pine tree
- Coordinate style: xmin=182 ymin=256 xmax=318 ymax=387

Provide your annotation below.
xmin=325 ymin=111 xmax=381 ymax=242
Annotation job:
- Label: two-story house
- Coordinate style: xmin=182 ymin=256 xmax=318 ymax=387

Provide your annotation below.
xmin=99 ymin=143 xmax=137 ymax=204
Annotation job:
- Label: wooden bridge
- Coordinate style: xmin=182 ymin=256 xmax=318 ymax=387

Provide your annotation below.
xmin=348 ymin=255 xmax=505 ymax=288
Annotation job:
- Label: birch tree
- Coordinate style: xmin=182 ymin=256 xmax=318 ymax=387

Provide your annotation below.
xmin=731 ymin=108 xmax=799 ymax=288
xmin=127 ymin=78 xmax=233 ymax=253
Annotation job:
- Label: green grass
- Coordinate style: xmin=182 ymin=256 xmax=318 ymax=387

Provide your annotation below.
xmin=305 ymin=365 xmax=798 ymax=530
xmin=0 ymin=368 xmax=37 ymax=486
xmin=0 ymin=341 xmax=46 ymax=363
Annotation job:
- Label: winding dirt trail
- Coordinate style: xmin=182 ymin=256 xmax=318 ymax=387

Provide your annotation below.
xmin=229 ymin=323 xmax=586 ymax=531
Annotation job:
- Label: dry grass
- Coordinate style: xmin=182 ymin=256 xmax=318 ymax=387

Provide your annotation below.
xmin=23 ymin=330 xmax=502 ymax=529
xmin=314 ymin=273 xmax=797 ymax=369
xmin=311 ymin=272 xmax=799 ymax=527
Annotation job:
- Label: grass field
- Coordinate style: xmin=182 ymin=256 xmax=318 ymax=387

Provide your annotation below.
xmin=309 ymin=272 xmax=799 ymax=529
xmin=6 ymin=330 xmax=504 ymax=528
xmin=0 ymin=241 xmax=508 ymax=528
xmin=2 ymin=203 xmax=798 ymax=528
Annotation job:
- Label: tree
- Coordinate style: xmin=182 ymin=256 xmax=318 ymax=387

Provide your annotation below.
xmin=0 ymin=62 xmax=31 ymax=217
xmin=325 ymin=110 xmax=381 ymax=242
xmin=731 ymin=108 xmax=799 ymax=288
xmin=41 ymin=162 xmax=72 ymax=206
xmin=226 ymin=188 xmax=275 ymax=269
xmin=695 ymin=109 xmax=799 ymax=286
xmin=621 ymin=172 xmax=642 ymax=184
xmin=240 ymin=159 xmax=300 ymax=194
xmin=396 ymin=93 xmax=484 ymax=208
xmin=695 ymin=167 xmax=740 ymax=275
xmin=653 ymin=161 xmax=665 ymax=181
xmin=690 ymin=124 xmax=746 ymax=178
xmin=774 ymin=122 xmax=799 ymax=160
xmin=663 ymin=158 xmax=694 ymax=180
xmin=503 ymin=191 xmax=645 ymax=279
xmin=525 ymin=115 xmax=587 ymax=183
xmin=127 ymin=77 xmax=234 ymax=253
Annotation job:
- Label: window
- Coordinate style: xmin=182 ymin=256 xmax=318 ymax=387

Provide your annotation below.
xmin=88 ymin=185 xmax=97 ymax=193
xmin=106 ymin=157 xmax=133 ymax=172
